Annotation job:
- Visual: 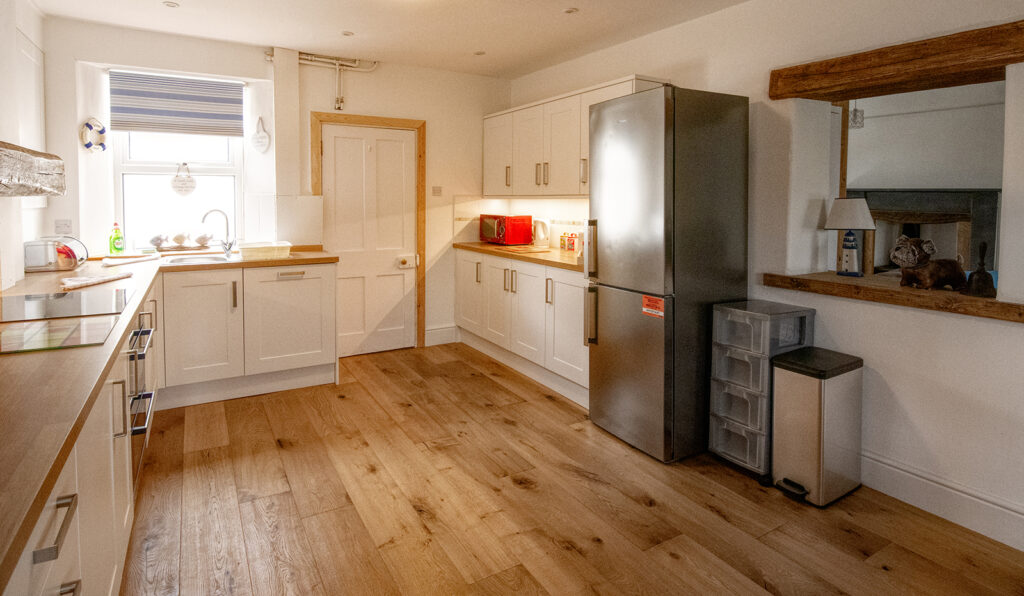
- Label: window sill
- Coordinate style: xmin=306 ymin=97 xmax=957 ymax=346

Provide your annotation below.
xmin=762 ymin=271 xmax=1024 ymax=324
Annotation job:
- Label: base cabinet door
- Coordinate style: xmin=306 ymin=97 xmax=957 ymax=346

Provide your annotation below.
xmin=163 ymin=269 xmax=244 ymax=386
xmin=509 ymin=261 xmax=547 ymax=366
xmin=455 ymin=250 xmax=485 ymax=336
xmin=243 ymin=264 xmax=337 ymax=375
xmin=545 ymin=267 xmax=590 ymax=387
xmin=481 ymin=255 xmax=512 ymax=348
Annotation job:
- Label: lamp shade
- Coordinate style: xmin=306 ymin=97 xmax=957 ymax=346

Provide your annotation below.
xmin=824 ymin=198 xmax=876 ymax=230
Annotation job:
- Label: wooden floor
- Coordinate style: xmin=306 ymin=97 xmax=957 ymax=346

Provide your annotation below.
xmin=122 ymin=344 xmax=1024 ymax=595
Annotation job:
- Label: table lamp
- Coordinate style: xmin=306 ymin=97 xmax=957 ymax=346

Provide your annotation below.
xmin=824 ymin=198 xmax=876 ymax=277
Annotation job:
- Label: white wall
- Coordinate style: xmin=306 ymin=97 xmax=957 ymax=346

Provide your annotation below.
xmin=848 ymin=82 xmax=1006 ymax=189
xmin=296 ymin=61 xmax=509 ymax=337
xmin=510 ymin=0 xmax=1024 ymax=549
xmin=42 ymin=17 xmax=273 ymax=253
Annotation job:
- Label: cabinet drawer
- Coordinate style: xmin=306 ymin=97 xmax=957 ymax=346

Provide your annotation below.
xmin=710 ymin=379 xmax=768 ymax=432
xmin=709 ymin=414 xmax=767 ymax=474
xmin=711 ymin=344 xmax=769 ymax=393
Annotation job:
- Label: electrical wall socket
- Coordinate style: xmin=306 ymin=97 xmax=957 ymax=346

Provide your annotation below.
xmin=55 ymin=219 xmax=72 ymax=235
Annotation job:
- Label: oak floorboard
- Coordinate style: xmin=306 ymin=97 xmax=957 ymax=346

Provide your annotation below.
xmin=238 ymin=492 xmax=324 ymax=596
xmin=126 ymin=344 xmax=1024 ymax=596
xmin=302 ymin=506 xmax=402 ymax=596
xmin=122 ymin=408 xmax=185 ymax=596
xmin=183 ymin=401 xmax=230 ymax=453
xmin=180 ymin=446 xmax=253 ymax=596
xmin=260 ymin=388 xmax=351 ymax=518
xmin=224 ymin=397 xmax=290 ymax=503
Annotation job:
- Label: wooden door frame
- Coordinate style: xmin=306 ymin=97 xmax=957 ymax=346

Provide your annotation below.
xmin=311 ymin=112 xmax=426 ymax=348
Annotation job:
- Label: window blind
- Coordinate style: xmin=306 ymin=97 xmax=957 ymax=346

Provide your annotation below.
xmin=109 ymin=71 xmax=244 ymax=137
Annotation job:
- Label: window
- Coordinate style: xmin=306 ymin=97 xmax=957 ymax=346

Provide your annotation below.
xmin=108 ymin=70 xmax=246 ymax=250
xmin=112 ymin=131 xmax=243 ymax=250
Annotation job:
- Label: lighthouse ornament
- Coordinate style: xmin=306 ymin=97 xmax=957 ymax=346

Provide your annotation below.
xmin=839 ymin=230 xmax=862 ymax=276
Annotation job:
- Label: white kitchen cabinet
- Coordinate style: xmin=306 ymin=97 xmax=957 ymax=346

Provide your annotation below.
xmin=509 ymin=261 xmax=547 ymax=365
xmin=2 ymin=451 xmax=80 ymax=596
xmin=243 ymin=264 xmax=336 ymax=375
xmin=455 ymin=250 xmax=485 ymax=337
xmin=579 ymin=81 xmax=634 ymax=195
xmin=545 ymin=267 xmax=590 ymax=387
xmin=542 ymin=95 xmax=582 ymax=195
xmin=480 ymin=255 xmax=513 ymax=348
xmin=138 ymin=274 xmax=163 ymax=390
xmin=512 ymin=105 xmax=545 ymax=195
xmin=482 ymin=112 xmax=514 ymax=196
xmin=163 ymin=269 xmax=244 ymax=386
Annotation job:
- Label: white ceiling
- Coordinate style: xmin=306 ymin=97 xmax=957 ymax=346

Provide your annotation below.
xmin=32 ymin=0 xmax=749 ymax=78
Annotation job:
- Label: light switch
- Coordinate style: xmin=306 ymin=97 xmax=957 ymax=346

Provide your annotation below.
xmin=432 ymin=186 xmax=442 ymax=196
xmin=55 ymin=219 xmax=72 ymax=235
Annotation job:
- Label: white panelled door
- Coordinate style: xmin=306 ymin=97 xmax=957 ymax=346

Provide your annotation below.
xmin=323 ymin=124 xmax=417 ymax=356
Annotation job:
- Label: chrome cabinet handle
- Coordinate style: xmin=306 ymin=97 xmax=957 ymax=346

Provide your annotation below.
xmin=505 ymin=165 xmax=511 ymax=187
xmin=585 ymin=285 xmax=598 ymax=346
xmin=511 ymin=270 xmax=518 ymax=293
xmin=137 ymin=310 xmax=153 ymax=330
xmin=534 ymin=163 xmax=541 ymax=185
xmin=475 ymin=262 xmax=481 ymax=283
xmin=543 ymin=162 xmax=549 ymax=185
xmin=131 ymin=391 xmax=156 ymax=436
xmin=584 ymin=219 xmax=598 ymax=279
xmin=232 ymin=281 xmax=238 ymax=308
xmin=580 ymin=158 xmax=588 ymax=184
xmin=277 ymin=270 xmax=306 ymax=279
xmin=113 ymin=379 xmax=129 ymax=438
xmin=59 ymin=580 xmax=81 ymax=595
xmin=149 ymin=299 xmax=158 ymax=331
xmin=545 ymin=278 xmax=553 ymax=304
xmin=503 ymin=268 xmax=510 ymax=291
xmin=32 ymin=494 xmax=77 ymax=564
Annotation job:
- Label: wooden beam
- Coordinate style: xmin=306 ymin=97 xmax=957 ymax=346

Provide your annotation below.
xmin=763 ymin=271 xmax=1024 ymax=324
xmin=769 ymin=20 xmax=1024 ymax=102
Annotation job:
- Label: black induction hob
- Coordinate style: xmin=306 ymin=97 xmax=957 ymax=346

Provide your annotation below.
xmin=0 ymin=287 xmax=135 ymax=323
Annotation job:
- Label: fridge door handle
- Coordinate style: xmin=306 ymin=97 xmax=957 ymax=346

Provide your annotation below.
xmin=585 ymin=285 xmax=598 ymax=345
xmin=584 ymin=219 xmax=597 ymax=279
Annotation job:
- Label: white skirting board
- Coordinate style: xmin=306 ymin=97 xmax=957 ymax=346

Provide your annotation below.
xmin=425 ymin=325 xmax=459 ymax=346
xmin=861 ymin=448 xmax=1024 ymax=551
xmin=457 ymin=329 xmax=589 ymax=409
xmin=156 ymin=363 xmax=336 ymax=410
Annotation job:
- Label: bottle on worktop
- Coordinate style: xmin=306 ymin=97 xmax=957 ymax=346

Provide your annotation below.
xmin=109 ymin=222 xmax=125 ymax=255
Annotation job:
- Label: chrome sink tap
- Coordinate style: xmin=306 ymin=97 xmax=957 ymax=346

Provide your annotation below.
xmin=201 ymin=209 xmax=234 ymax=257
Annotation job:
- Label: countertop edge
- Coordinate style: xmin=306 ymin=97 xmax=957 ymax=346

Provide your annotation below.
xmin=453 ymin=242 xmax=584 ymax=272
xmin=0 ymin=263 xmax=162 ymax=591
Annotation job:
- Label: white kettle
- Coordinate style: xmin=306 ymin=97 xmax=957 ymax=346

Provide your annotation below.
xmin=533 ymin=218 xmax=550 ymax=247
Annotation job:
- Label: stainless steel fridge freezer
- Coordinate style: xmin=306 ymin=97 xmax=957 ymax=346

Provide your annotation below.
xmin=586 ymin=85 xmax=749 ymax=462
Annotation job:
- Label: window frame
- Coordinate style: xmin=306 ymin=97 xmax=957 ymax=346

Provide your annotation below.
xmin=111 ymin=130 xmax=245 ymax=250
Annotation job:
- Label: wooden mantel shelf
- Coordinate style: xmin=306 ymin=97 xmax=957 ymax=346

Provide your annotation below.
xmin=763 ymin=271 xmax=1024 ymax=324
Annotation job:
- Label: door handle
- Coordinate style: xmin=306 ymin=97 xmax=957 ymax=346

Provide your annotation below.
xmin=545 ymin=278 xmax=553 ymax=304
xmin=475 ymin=261 xmax=481 ymax=283
xmin=59 ymin=580 xmax=81 ymax=596
xmin=585 ymin=285 xmax=598 ymax=345
xmin=511 ymin=270 xmax=518 ymax=293
xmin=534 ymin=163 xmax=541 ymax=186
xmin=580 ymin=158 xmax=588 ymax=184
xmin=232 ymin=280 xmax=238 ymax=308
xmin=505 ymin=165 xmax=511 ymax=187
xmin=584 ymin=219 xmax=598 ymax=279
xmin=503 ymin=268 xmax=510 ymax=291
xmin=113 ymin=379 xmax=129 ymax=438
xmin=543 ymin=162 xmax=549 ymax=185
xmin=32 ymin=494 xmax=78 ymax=564
xmin=277 ymin=270 xmax=306 ymax=279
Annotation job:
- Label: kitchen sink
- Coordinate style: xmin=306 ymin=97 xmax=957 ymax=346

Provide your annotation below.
xmin=165 ymin=255 xmax=233 ymax=264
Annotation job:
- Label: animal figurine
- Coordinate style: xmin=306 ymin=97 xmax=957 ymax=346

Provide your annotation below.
xmin=963 ymin=241 xmax=997 ymax=298
xmin=889 ymin=234 xmax=966 ymax=291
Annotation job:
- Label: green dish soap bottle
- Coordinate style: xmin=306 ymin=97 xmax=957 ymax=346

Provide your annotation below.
xmin=109 ymin=222 xmax=125 ymax=255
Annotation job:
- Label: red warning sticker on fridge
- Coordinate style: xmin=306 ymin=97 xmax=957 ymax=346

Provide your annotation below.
xmin=642 ymin=296 xmax=664 ymax=319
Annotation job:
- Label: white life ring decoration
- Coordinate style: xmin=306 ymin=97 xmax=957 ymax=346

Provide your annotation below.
xmin=79 ymin=118 xmax=107 ymax=152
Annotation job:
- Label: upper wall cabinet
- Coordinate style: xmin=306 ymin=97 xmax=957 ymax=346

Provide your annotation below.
xmin=483 ymin=75 xmax=666 ymax=197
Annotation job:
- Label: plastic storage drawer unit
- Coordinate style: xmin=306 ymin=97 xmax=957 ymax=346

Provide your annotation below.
xmin=772 ymin=347 xmax=864 ymax=507
xmin=713 ymin=301 xmax=814 ymax=355
xmin=710 ymin=379 xmax=769 ymax=432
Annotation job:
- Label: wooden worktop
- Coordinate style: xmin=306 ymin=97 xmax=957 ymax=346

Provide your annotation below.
xmin=453 ymin=242 xmax=584 ymax=272
xmin=0 ymin=251 xmax=338 ymax=589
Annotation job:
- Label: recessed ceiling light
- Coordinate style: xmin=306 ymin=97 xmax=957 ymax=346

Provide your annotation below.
xmin=563 ymin=7 xmax=579 ymax=14
xmin=474 ymin=50 xmax=486 ymax=56
xmin=342 ymin=31 xmax=355 ymax=37
xmin=162 ymin=1 xmax=179 ymax=7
